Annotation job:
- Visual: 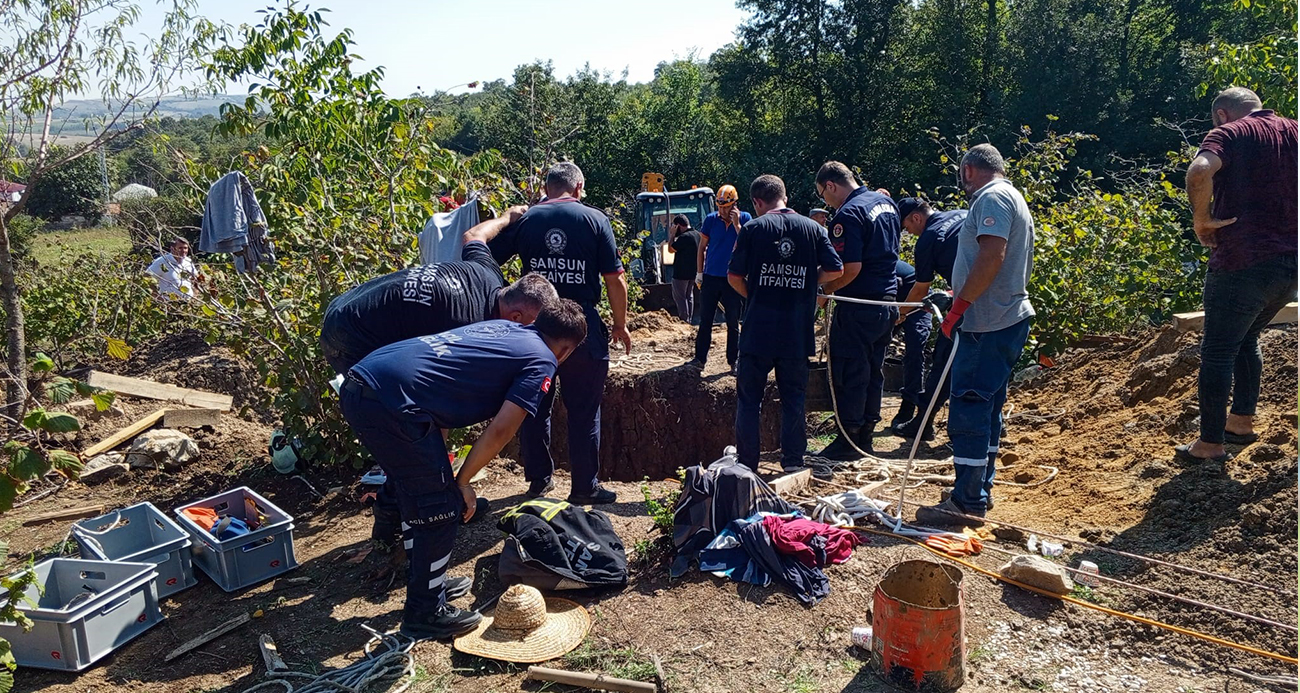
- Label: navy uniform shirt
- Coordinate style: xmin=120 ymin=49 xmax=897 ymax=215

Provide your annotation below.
xmin=350 ymin=320 xmax=557 ymax=429
xmin=912 ymin=209 xmax=966 ymax=285
xmin=826 ymin=187 xmax=900 ymax=299
xmin=322 ymin=241 xmax=504 ymax=366
xmin=514 ymin=197 xmax=623 ymax=358
xmin=729 ymin=209 xmax=843 ymax=358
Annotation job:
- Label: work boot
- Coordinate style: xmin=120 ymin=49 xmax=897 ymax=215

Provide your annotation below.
xmin=568 ymin=484 xmax=617 ymax=505
xmin=399 ymin=603 xmax=482 ymax=640
xmin=890 ymin=401 xmax=916 ymax=430
xmin=444 ymin=575 xmax=472 ymax=601
xmin=891 ymin=415 xmax=936 ymax=442
xmin=941 ymin=488 xmax=993 ymax=511
xmin=816 ymin=426 xmax=865 ymax=461
xmin=914 ymin=497 xmax=985 ymax=527
xmin=526 ymin=478 xmax=556 ymax=499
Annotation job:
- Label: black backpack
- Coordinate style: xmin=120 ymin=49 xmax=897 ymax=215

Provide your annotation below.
xmin=497 ymin=499 xmax=628 ymax=591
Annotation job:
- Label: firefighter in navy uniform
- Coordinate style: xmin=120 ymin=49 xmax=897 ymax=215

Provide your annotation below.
xmin=892 ymin=197 xmax=968 ymax=441
xmin=813 ymin=161 xmax=901 ymax=459
xmin=513 ymin=162 xmax=633 ymax=505
xmin=320 ymin=209 xmax=557 ymax=549
xmin=728 ymin=175 xmax=842 ymax=472
xmin=339 ymin=300 xmax=589 ymax=639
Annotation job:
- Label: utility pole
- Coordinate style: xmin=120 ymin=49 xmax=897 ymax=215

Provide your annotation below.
xmin=99 ymin=147 xmax=112 ymax=226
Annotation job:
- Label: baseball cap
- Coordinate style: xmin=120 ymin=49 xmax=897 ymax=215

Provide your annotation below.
xmin=809 ymin=208 xmax=830 ymax=216
xmin=895 ymin=197 xmax=927 ymax=220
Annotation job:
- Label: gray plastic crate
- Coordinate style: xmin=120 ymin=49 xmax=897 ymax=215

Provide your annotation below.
xmin=0 ymin=558 xmax=161 ymax=671
xmin=173 ymin=486 xmax=297 ymax=592
xmin=73 ymin=502 xmax=197 ymax=598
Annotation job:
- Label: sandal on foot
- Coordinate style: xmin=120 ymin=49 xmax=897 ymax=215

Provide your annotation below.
xmin=1223 ymin=431 xmax=1258 ymax=446
xmin=1173 ymin=444 xmax=1232 ymax=464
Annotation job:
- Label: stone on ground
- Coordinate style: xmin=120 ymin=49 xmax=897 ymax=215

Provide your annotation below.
xmin=999 ymin=554 xmax=1075 ymax=595
xmin=127 ymin=428 xmax=199 ymax=470
xmin=81 ymin=453 xmax=129 ymax=484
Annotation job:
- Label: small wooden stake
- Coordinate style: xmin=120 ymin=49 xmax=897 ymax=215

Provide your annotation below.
xmin=164 ymin=613 xmax=252 ymax=662
xmin=258 ymin=633 xmax=288 ymax=672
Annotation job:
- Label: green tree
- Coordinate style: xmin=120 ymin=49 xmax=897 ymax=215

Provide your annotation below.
xmin=1196 ymin=0 xmax=1297 ymax=116
xmin=21 ymin=147 xmax=109 ymax=220
xmin=0 ymin=0 xmax=217 ymax=426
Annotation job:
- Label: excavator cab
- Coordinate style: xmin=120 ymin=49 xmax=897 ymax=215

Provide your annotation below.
xmin=631 ymin=176 xmax=715 ymax=284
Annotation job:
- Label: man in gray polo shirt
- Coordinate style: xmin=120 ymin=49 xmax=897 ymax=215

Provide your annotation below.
xmin=916 ymin=143 xmax=1035 ymax=527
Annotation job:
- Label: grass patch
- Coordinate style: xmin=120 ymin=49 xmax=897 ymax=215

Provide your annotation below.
xmin=967 ymin=644 xmax=992 ymax=664
xmin=33 ymin=226 xmax=131 ymax=267
xmin=563 ymin=639 xmax=658 ymax=682
xmin=782 ymin=666 xmax=818 ymax=693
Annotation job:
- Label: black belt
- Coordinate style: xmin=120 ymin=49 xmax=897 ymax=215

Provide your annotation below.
xmin=342 ymin=378 xmax=379 ymax=401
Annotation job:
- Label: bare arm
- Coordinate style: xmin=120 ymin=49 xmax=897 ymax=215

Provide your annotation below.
xmin=821 ymin=262 xmax=861 ymax=294
xmin=455 ymin=401 xmax=529 ymax=520
xmin=898 ymin=280 xmax=932 ymax=317
xmin=817 ymin=268 xmax=844 ymax=285
xmin=728 ymin=273 xmax=747 ymax=298
xmin=956 ymin=236 xmax=1007 ymax=304
xmin=697 ymin=233 xmax=709 ymax=274
xmin=605 ymin=272 xmax=632 ymax=355
xmin=1186 ymin=153 xmax=1235 ymax=247
xmin=462 ymin=205 xmax=528 ymax=245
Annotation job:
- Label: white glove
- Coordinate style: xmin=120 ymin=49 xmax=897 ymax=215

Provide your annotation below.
xmin=695 ymin=272 xmax=704 ymax=288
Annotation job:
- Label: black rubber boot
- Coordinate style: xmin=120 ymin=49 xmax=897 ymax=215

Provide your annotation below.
xmin=400 ymin=604 xmax=482 ymax=640
xmin=568 ymin=484 xmax=617 ymax=505
xmin=890 ymin=401 xmax=916 ymax=430
xmin=817 ymin=426 xmax=865 ymax=461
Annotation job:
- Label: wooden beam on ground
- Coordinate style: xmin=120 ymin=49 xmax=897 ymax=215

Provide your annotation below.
xmin=163 ymin=408 xmax=222 ymax=429
xmin=164 ymin=612 xmax=252 ymax=662
xmin=82 ymin=408 xmax=166 ymax=458
xmin=85 ymin=371 xmax=233 ymax=411
xmin=525 ymin=666 xmax=658 ymax=693
xmin=770 ymin=468 xmax=812 ymax=498
xmin=258 ymin=634 xmax=288 ymax=673
xmin=23 ymin=504 xmax=106 ymax=526
xmin=1174 ymin=302 xmax=1297 ymax=333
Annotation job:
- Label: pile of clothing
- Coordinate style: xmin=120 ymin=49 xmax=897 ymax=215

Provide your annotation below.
xmin=698 ymin=512 xmax=860 ymax=605
xmin=200 ymin=171 xmax=273 ymax=273
xmin=671 ymin=449 xmax=862 ymax=605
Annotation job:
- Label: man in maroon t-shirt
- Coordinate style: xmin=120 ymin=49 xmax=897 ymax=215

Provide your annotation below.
xmin=1177 ymin=87 xmax=1298 ymax=465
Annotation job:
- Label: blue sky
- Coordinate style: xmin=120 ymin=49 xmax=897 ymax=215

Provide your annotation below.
xmin=136 ymin=0 xmax=748 ymax=95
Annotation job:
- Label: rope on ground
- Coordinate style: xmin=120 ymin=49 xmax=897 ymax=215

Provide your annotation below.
xmin=238 ymin=625 xmax=417 ymax=693
xmin=856 ymin=526 xmax=1299 ymax=666
xmin=1227 ymin=667 xmax=1298 ymax=690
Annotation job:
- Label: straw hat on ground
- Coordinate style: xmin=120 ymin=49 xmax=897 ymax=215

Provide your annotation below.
xmin=453 ymin=584 xmax=590 ymax=663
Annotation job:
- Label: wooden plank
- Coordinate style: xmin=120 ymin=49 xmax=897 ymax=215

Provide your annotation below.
xmin=770 ymin=468 xmax=812 ymax=498
xmin=1175 ymin=302 xmax=1297 ymax=333
xmin=525 ymin=666 xmax=658 ymax=693
xmin=163 ymin=408 xmax=222 ymax=428
xmin=164 ymin=613 xmax=251 ymax=662
xmin=258 ymin=634 xmax=288 ymax=673
xmin=23 ymin=504 xmax=106 ymax=526
xmin=85 ymin=371 xmax=233 ymax=411
xmin=82 ymin=408 xmax=166 ymax=458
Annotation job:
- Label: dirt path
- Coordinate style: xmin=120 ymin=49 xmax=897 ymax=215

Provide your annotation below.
xmin=4 ymin=324 xmax=1296 ymax=692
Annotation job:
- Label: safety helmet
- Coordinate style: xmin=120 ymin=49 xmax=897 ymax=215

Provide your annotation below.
xmin=716 ymin=184 xmax=738 ymax=209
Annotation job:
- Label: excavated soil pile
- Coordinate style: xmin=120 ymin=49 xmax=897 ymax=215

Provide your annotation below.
xmin=997 ymin=324 xmax=1298 ymax=670
xmin=113 ymin=329 xmax=270 ymax=420
xmin=539 ymin=311 xmax=782 ymax=480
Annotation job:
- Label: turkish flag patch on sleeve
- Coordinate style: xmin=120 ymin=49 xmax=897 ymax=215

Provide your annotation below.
xmin=541 ymin=376 xmax=552 ymax=393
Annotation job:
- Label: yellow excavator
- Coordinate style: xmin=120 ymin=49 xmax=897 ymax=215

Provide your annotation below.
xmin=631 ymin=172 xmax=715 ymax=287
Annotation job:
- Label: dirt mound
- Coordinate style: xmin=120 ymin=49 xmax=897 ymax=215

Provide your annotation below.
xmin=118 ymin=329 xmax=268 ymax=420
xmin=627 ymin=309 xmax=677 ymax=333
xmin=996 ymin=324 xmax=1298 ymax=670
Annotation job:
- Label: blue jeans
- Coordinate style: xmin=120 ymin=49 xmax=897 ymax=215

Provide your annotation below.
xmin=735 ymin=353 xmax=809 ymax=470
xmin=947 ymin=317 xmax=1031 ymax=512
xmin=340 ymin=386 xmax=460 ymax=616
xmin=1199 ymin=254 xmax=1297 ymax=444
xmin=899 ymin=309 xmax=932 ymax=406
xmin=829 ymin=302 xmax=896 ymax=429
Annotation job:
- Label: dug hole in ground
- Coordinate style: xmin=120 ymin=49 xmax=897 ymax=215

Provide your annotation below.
xmin=4 ymin=318 xmax=1296 ymax=693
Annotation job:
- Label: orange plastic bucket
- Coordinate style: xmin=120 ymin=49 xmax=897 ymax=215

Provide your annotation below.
xmin=870 ymin=559 xmax=966 ymax=691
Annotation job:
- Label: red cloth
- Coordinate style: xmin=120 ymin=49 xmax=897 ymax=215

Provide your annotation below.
xmin=762 ymin=516 xmax=861 ymax=568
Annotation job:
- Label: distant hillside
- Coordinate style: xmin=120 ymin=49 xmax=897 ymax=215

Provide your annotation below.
xmin=51 ymin=94 xmax=244 ymax=124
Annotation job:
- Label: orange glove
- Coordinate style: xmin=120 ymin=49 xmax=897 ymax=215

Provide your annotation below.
xmin=924 ymin=535 xmax=983 ymax=557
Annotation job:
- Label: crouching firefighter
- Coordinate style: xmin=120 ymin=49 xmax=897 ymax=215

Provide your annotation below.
xmin=339 ymin=299 xmax=588 ymax=639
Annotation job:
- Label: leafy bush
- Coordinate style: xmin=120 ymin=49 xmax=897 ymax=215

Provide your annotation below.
xmin=118 ymin=195 xmax=202 ymax=250
xmin=4 ymin=215 xmax=44 ymax=266
xmin=22 ymin=147 xmax=112 ymax=221
xmin=929 ymin=125 xmax=1204 ymax=356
